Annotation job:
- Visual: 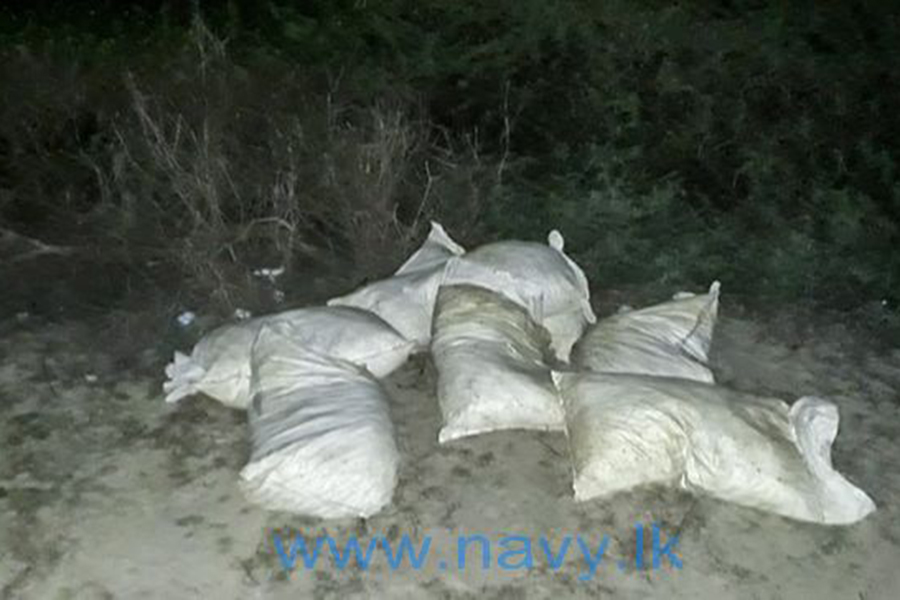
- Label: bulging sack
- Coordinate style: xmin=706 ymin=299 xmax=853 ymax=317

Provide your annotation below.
xmin=240 ymin=325 xmax=399 ymax=519
xmin=163 ymin=306 xmax=414 ymax=409
xmin=571 ymin=281 xmax=720 ymax=382
xmin=327 ymin=221 xmax=465 ymax=347
xmin=432 ymin=285 xmax=564 ymax=443
xmin=554 ymin=371 xmax=876 ymax=525
xmin=443 ymin=230 xmax=595 ymax=361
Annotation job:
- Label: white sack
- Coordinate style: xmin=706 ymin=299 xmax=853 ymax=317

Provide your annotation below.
xmin=240 ymin=326 xmax=399 ymax=518
xmin=327 ymin=221 xmax=465 ymax=347
xmin=432 ymin=285 xmax=564 ymax=443
xmin=443 ymin=230 xmax=595 ymax=361
xmin=571 ymin=281 xmax=720 ymax=382
xmin=554 ymin=371 xmax=876 ymax=525
xmin=163 ymin=306 xmax=414 ymax=409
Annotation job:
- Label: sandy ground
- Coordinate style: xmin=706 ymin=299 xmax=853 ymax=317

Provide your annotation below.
xmin=1 ymin=297 xmax=899 ymax=599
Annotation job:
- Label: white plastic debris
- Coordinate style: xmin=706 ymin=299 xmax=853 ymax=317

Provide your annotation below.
xmin=176 ymin=311 xmax=196 ymax=327
xmin=554 ymin=371 xmax=877 ymax=525
xmin=252 ymin=266 xmax=285 ymax=283
xmin=163 ymin=306 xmax=414 ymax=409
xmin=327 ymin=221 xmax=466 ymax=347
xmin=443 ymin=230 xmax=596 ymax=361
xmin=240 ymin=325 xmax=399 ymax=518
xmin=233 ymin=308 xmax=253 ymax=320
xmin=432 ymin=285 xmax=564 ymax=443
xmin=571 ymin=281 xmax=720 ymax=382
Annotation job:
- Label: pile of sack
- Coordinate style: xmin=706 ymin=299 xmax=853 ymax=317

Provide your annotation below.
xmin=163 ymin=222 xmax=876 ymax=525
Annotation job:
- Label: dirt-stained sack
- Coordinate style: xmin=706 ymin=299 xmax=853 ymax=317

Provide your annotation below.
xmin=554 ymin=371 xmax=876 ymax=525
xmin=327 ymin=221 xmax=466 ymax=347
xmin=163 ymin=306 xmax=414 ymax=409
xmin=240 ymin=325 xmax=399 ymax=518
xmin=433 ymin=285 xmax=564 ymax=443
xmin=571 ymin=281 xmax=720 ymax=382
xmin=443 ymin=230 xmax=595 ymax=361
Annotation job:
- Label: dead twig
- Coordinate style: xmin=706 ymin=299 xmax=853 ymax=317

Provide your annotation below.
xmin=0 ymin=227 xmax=76 ymax=264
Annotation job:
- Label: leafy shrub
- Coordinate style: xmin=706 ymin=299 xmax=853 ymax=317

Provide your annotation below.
xmin=1 ymin=1 xmax=898 ymax=314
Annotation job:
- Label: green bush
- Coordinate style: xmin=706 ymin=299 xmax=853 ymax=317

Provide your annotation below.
xmin=1 ymin=1 xmax=898 ymax=313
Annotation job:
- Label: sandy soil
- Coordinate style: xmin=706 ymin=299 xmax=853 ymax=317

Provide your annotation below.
xmin=1 ymin=297 xmax=899 ymax=599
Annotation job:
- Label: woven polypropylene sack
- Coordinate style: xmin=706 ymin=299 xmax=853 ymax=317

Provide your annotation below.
xmin=554 ymin=371 xmax=876 ymax=525
xmin=327 ymin=221 xmax=465 ymax=347
xmin=443 ymin=230 xmax=595 ymax=361
xmin=433 ymin=285 xmax=564 ymax=443
xmin=571 ymin=281 xmax=720 ymax=382
xmin=163 ymin=306 xmax=414 ymax=409
xmin=240 ymin=326 xmax=399 ymax=518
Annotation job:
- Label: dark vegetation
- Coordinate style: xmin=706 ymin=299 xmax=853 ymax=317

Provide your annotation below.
xmin=1 ymin=1 xmax=898 ymax=321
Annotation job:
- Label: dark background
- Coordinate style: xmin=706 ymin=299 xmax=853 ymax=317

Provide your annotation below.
xmin=1 ymin=0 xmax=898 ymax=322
